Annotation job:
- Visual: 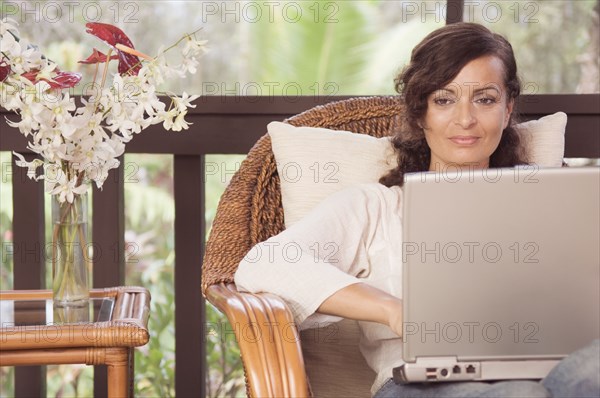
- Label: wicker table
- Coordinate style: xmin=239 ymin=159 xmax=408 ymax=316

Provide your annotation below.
xmin=0 ymin=286 xmax=150 ymax=397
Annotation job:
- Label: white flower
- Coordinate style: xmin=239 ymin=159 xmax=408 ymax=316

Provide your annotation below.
xmin=152 ymin=54 xmax=185 ymax=80
xmin=21 ymin=79 xmax=52 ymax=106
xmin=0 ymin=28 xmax=19 ymax=56
xmin=45 ymin=171 xmax=88 ymax=203
xmin=90 ymin=157 xmax=120 ymax=190
xmin=2 ymin=35 xmax=42 ymax=74
xmin=180 ymin=56 xmax=199 ymax=75
xmin=182 ymin=37 xmax=208 ymax=57
xmin=44 ymin=91 xmax=76 ymax=125
xmin=0 ymin=18 xmax=19 ymax=36
xmin=12 ymin=151 xmax=44 ymax=181
xmin=106 ymin=101 xmax=149 ymax=139
xmin=136 ymin=83 xmax=165 ymax=118
xmin=73 ymin=108 xmax=106 ymax=140
xmin=0 ymin=79 xmax=25 ymax=111
xmin=162 ymin=109 xmax=191 ymax=132
xmin=172 ymin=92 xmax=199 ymax=112
xmin=107 ymin=135 xmax=126 ymax=157
xmin=5 ymin=104 xmax=39 ymax=136
xmin=160 ymin=108 xmax=177 ymax=130
xmin=60 ymin=111 xmax=93 ymax=140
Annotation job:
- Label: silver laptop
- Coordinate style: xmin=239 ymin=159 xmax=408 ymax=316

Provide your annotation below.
xmin=395 ymin=166 xmax=600 ymax=383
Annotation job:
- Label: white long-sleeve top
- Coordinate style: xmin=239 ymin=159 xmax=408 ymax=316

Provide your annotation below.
xmin=235 ymin=182 xmax=406 ymax=395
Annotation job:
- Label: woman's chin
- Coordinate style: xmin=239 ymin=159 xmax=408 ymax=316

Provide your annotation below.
xmin=430 ymin=159 xmax=489 ymax=171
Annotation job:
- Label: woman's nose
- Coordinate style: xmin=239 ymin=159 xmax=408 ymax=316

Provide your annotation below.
xmin=454 ymin=101 xmax=477 ymax=129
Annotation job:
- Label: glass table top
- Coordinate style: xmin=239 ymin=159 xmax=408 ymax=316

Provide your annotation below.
xmin=0 ymin=297 xmax=114 ymax=326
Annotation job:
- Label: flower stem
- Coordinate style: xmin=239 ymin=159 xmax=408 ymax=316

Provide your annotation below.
xmin=100 ymin=48 xmax=112 ymax=92
xmin=91 ymin=48 xmax=113 ymax=112
xmin=52 ymin=195 xmax=89 ymax=306
xmin=160 ymin=27 xmax=204 ymax=55
xmin=92 ymin=62 xmax=99 ymax=88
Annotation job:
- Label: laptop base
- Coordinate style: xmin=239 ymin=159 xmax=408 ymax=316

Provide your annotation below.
xmin=393 ymin=357 xmax=560 ymax=384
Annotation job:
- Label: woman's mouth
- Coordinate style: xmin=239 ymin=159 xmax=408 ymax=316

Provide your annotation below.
xmin=449 ymin=136 xmax=480 ymax=145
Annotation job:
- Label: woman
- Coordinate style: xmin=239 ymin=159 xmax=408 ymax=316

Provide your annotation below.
xmin=235 ymin=23 xmax=599 ymax=397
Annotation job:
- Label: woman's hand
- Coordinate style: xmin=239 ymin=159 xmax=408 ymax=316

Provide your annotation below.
xmin=317 ymin=282 xmax=403 ymax=337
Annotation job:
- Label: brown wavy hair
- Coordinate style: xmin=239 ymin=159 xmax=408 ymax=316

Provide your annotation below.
xmin=380 ymin=22 xmax=527 ymax=187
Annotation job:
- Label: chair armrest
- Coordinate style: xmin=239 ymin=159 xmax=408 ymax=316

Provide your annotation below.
xmin=206 ymin=283 xmax=310 ymax=397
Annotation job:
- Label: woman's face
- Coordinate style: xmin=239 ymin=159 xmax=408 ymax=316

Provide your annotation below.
xmin=422 ymin=55 xmax=514 ymax=171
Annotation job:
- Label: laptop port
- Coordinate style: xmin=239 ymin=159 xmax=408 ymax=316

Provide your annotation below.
xmin=426 ymin=368 xmax=437 ymax=380
xmin=452 ymin=365 xmax=461 ymax=374
xmin=466 ymin=364 xmax=476 ymax=374
xmin=440 ymin=368 xmax=449 ymax=378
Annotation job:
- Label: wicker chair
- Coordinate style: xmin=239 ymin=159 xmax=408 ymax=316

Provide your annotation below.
xmin=202 ymin=96 xmax=407 ymax=397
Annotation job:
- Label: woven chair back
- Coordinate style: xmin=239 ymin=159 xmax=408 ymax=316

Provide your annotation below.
xmin=202 ymin=96 xmax=406 ymax=293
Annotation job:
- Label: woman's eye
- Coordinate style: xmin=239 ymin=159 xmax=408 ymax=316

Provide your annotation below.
xmin=433 ymin=97 xmax=454 ymax=106
xmin=475 ymin=97 xmax=498 ymax=105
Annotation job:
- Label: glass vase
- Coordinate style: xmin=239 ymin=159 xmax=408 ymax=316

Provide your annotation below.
xmin=51 ymin=194 xmax=90 ymax=307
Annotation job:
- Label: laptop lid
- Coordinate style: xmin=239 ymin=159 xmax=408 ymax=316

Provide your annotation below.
xmin=401 ymin=166 xmax=600 ymax=363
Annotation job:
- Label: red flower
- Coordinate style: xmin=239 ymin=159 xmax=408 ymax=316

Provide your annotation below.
xmin=85 ymin=22 xmax=141 ymax=76
xmin=21 ymin=69 xmax=82 ymax=89
xmin=49 ymin=71 xmax=83 ymax=89
xmin=0 ymin=59 xmax=10 ymax=82
xmin=79 ymin=48 xmax=119 ymax=64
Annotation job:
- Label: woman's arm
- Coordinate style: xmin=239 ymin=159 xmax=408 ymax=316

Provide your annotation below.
xmin=317 ymin=282 xmax=403 ymax=337
xmin=236 ymin=184 xmax=403 ymax=329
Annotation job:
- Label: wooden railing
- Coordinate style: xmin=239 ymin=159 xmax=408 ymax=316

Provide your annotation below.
xmin=1 ymin=94 xmax=599 ymax=397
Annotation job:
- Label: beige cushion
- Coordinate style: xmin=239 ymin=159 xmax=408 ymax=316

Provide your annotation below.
xmin=268 ymin=121 xmax=396 ymax=228
xmin=268 ymin=112 xmax=567 ymax=229
xmin=517 ymin=112 xmax=567 ymax=167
